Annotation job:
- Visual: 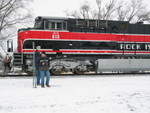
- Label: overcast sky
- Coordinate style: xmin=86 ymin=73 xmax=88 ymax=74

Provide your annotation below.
xmin=32 ymin=0 xmax=150 ymax=18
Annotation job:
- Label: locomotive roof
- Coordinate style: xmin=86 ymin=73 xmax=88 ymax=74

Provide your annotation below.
xmin=35 ymin=16 xmax=69 ymax=20
xmin=35 ymin=16 xmax=150 ymax=25
xmin=35 ymin=16 xmax=130 ymax=23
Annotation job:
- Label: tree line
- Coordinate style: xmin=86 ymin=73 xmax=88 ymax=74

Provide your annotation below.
xmin=65 ymin=0 xmax=150 ymax=23
xmin=0 ymin=0 xmax=33 ymax=63
xmin=0 ymin=0 xmax=33 ymax=55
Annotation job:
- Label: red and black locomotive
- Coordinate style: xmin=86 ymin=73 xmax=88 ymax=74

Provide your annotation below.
xmin=10 ymin=16 xmax=150 ymax=75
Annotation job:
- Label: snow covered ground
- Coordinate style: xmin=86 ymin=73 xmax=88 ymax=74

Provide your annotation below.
xmin=0 ymin=75 xmax=150 ymax=113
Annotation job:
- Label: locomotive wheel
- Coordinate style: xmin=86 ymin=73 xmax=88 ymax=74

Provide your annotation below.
xmin=74 ymin=68 xmax=85 ymax=75
xmin=26 ymin=71 xmax=33 ymax=76
xmin=74 ymin=70 xmax=85 ymax=75
xmin=50 ymin=65 xmax=65 ymax=75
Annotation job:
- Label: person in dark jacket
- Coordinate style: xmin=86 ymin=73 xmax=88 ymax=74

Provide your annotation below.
xmin=3 ymin=54 xmax=12 ymax=74
xmin=39 ymin=51 xmax=50 ymax=88
xmin=35 ymin=46 xmax=41 ymax=85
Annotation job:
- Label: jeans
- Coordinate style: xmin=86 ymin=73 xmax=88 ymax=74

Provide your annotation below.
xmin=40 ymin=70 xmax=50 ymax=86
xmin=36 ymin=69 xmax=41 ymax=85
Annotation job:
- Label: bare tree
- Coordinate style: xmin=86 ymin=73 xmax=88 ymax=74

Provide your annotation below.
xmin=127 ymin=0 xmax=144 ymax=22
xmin=95 ymin=0 xmax=116 ymax=20
xmin=102 ymin=0 xmax=116 ymax=20
xmin=116 ymin=0 xmax=150 ymax=23
xmin=79 ymin=1 xmax=90 ymax=19
xmin=137 ymin=11 xmax=150 ymax=23
xmin=65 ymin=0 xmax=150 ymax=23
xmin=96 ymin=0 xmax=102 ymax=20
xmin=65 ymin=10 xmax=81 ymax=18
xmin=116 ymin=0 xmax=129 ymax=21
xmin=0 ymin=0 xmax=33 ymax=54
xmin=90 ymin=9 xmax=98 ymax=19
xmin=65 ymin=1 xmax=91 ymax=19
xmin=66 ymin=0 xmax=116 ymax=20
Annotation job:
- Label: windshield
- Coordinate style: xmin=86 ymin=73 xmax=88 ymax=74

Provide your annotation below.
xmin=34 ymin=17 xmax=42 ymax=28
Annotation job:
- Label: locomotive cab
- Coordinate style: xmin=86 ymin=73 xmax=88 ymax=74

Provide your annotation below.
xmin=34 ymin=16 xmax=68 ymax=31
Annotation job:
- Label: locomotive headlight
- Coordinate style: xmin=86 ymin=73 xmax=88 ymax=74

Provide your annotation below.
xmin=63 ymin=55 xmax=67 ymax=58
xmin=26 ymin=59 xmax=32 ymax=65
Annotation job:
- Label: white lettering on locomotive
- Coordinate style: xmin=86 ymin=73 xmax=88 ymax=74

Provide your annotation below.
xmin=136 ymin=44 xmax=141 ymax=50
xmin=145 ymin=44 xmax=150 ymax=50
xmin=52 ymin=32 xmax=60 ymax=39
xmin=119 ymin=44 xmax=141 ymax=50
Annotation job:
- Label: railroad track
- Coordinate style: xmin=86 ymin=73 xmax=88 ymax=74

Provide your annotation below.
xmin=1 ymin=72 xmax=150 ymax=77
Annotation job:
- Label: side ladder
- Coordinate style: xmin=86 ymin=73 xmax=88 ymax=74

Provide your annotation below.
xmin=12 ymin=53 xmax=23 ymax=73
